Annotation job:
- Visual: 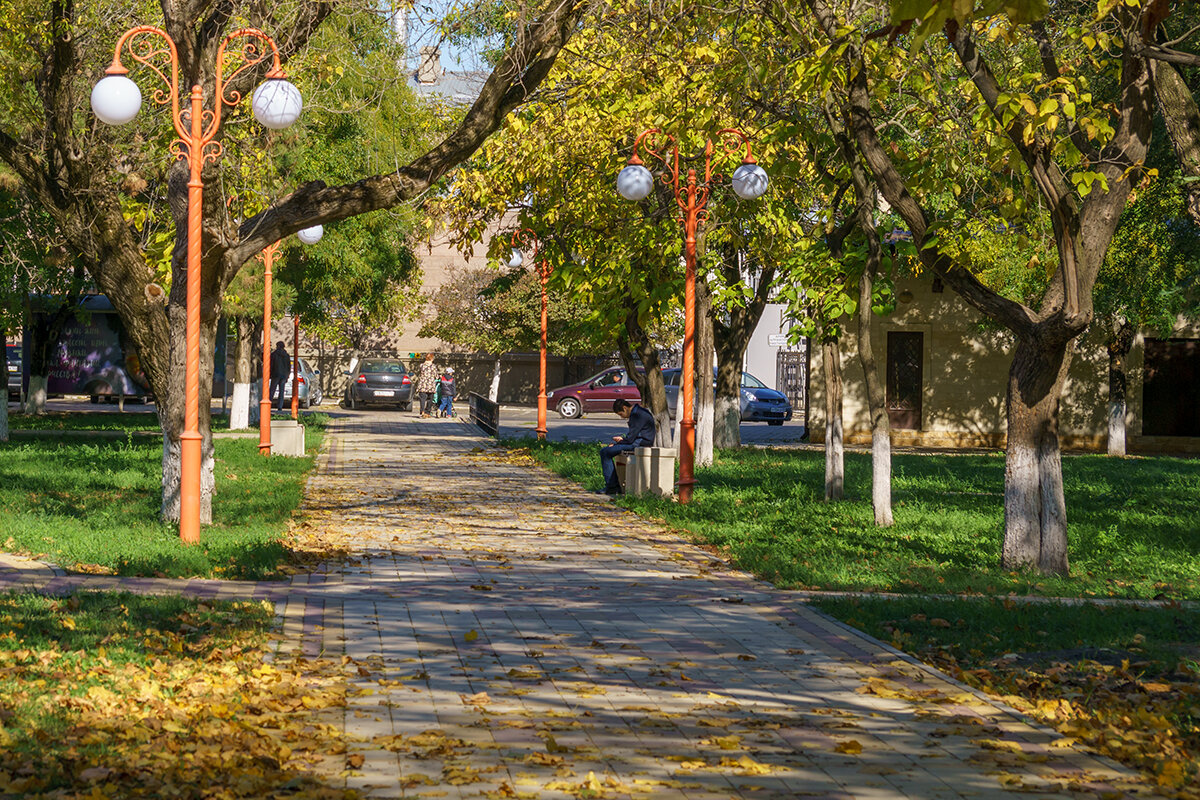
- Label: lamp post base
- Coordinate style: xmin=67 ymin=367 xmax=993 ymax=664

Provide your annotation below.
xmin=179 ymin=430 xmax=202 ymax=544
xmin=258 ymin=399 xmax=272 ymax=455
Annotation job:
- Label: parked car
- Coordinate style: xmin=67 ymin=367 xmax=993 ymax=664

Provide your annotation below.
xmin=662 ymin=369 xmax=792 ymax=425
xmin=546 ymin=366 xmax=641 ymax=418
xmin=253 ymin=357 xmax=323 ymax=408
xmin=6 ymin=343 xmax=21 ymax=400
xmin=344 ymin=358 xmax=412 ymax=410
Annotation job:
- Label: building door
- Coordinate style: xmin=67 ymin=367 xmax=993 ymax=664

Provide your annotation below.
xmin=887 ymin=331 xmax=923 ymax=430
xmin=1143 ymin=338 xmax=1200 ymax=436
xmin=776 ymin=347 xmax=808 ymax=419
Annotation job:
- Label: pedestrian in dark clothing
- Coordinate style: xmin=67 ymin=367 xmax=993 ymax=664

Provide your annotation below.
xmin=437 ymin=367 xmax=456 ymax=417
xmin=599 ymin=398 xmax=656 ymax=495
xmin=269 ymin=342 xmax=290 ymax=411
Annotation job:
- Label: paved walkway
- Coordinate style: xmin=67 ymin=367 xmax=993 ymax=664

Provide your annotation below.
xmin=0 ymin=412 xmax=1146 ymax=799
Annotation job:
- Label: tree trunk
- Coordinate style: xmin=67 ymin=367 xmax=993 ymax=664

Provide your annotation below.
xmin=714 ymin=359 xmax=741 ymax=451
xmin=822 ymin=334 xmax=844 ymax=501
xmin=1106 ymin=319 xmax=1134 ymax=456
xmin=159 ymin=306 xmax=218 ymax=525
xmin=695 ymin=279 xmax=715 ymax=467
xmin=855 ymin=214 xmax=893 ymax=526
xmin=0 ymin=382 xmax=7 ymax=442
xmin=229 ymin=316 xmax=256 ymax=430
xmin=22 ymin=300 xmax=76 ymax=415
xmin=619 ymin=310 xmax=672 ymax=447
xmin=489 ymin=357 xmax=501 ymax=402
xmin=1150 ymin=60 xmax=1200 ymax=225
xmin=1002 ymin=337 xmax=1074 ymax=575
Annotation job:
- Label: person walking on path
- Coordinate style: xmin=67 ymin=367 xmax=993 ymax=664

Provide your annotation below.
xmin=600 ymin=397 xmax=655 ymax=494
xmin=415 ymin=353 xmax=439 ymax=418
xmin=436 ymin=367 xmax=456 ymax=418
xmin=269 ymin=342 xmax=290 ymax=411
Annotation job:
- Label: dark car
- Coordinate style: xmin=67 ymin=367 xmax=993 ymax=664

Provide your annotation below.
xmin=546 ymin=366 xmax=641 ymax=418
xmin=6 ymin=343 xmax=20 ymax=400
xmin=344 ymin=358 xmax=413 ymax=410
xmin=663 ymin=368 xmax=793 ymax=425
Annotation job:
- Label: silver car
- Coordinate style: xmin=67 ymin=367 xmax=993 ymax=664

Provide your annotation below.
xmin=254 ymin=357 xmax=323 ymax=408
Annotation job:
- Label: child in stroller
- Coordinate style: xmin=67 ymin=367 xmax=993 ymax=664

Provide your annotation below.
xmin=436 ymin=367 xmax=456 ymax=417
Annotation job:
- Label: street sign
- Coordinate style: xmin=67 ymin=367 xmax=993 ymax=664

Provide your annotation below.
xmin=767 ymin=334 xmax=788 ymax=347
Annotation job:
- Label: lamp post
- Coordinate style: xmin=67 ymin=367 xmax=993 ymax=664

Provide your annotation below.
xmin=91 ymin=26 xmax=303 ymax=543
xmin=617 ymin=128 xmax=768 ymax=504
xmin=258 ymin=224 xmax=322 ymax=454
xmin=508 ymin=229 xmax=552 ymax=440
xmin=259 ymin=240 xmax=281 ymax=455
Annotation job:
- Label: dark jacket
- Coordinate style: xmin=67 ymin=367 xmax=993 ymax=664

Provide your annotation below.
xmin=269 ymin=348 xmax=290 ymax=377
xmin=437 ymin=376 xmax=456 ymax=400
xmin=624 ymin=404 xmax=656 ymax=448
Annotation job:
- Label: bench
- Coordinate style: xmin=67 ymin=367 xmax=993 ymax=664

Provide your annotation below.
xmin=614 ymin=447 xmax=677 ymax=497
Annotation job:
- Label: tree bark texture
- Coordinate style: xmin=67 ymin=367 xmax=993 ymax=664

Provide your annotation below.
xmin=856 ymin=250 xmax=893 ymax=526
xmin=619 ymin=309 xmax=672 ymax=448
xmin=0 ymin=0 xmax=585 ymax=523
xmin=695 ymin=278 xmax=715 ymax=467
xmin=1150 ymin=60 xmax=1200 ymax=225
xmin=229 ymin=316 xmax=256 ymax=430
xmin=1106 ymin=320 xmax=1135 ymax=456
xmin=1002 ymin=336 xmax=1074 ymax=575
xmin=822 ymin=334 xmax=844 ymax=502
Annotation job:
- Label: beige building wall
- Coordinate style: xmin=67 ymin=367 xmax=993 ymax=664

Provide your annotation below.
xmin=807 ymin=274 xmax=1200 ymax=453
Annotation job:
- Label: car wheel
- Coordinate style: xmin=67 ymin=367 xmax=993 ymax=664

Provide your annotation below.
xmin=402 ymin=402 xmax=412 ymax=411
xmin=768 ymin=420 xmax=784 ymax=427
xmin=556 ymin=397 xmax=582 ymax=419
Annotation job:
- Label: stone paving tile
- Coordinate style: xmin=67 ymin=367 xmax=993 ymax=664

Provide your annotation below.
xmin=289 ymin=411 xmax=1148 ymax=799
xmin=0 ymin=411 xmax=1156 ymax=799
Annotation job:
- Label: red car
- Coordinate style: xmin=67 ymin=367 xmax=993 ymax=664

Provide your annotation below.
xmin=546 ymin=366 xmax=641 ymax=418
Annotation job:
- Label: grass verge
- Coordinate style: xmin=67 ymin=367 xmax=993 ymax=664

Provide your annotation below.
xmin=0 ymin=591 xmax=350 ymax=798
xmin=0 ymin=415 xmax=329 ymax=579
xmin=810 ymin=596 xmax=1200 ymax=794
xmin=509 ymin=441 xmax=1200 ymax=600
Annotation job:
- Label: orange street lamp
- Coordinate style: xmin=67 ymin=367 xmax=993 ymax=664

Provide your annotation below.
xmin=92 ymin=26 xmax=303 ymax=543
xmin=290 ymin=313 xmax=300 ymax=420
xmin=617 ymin=129 xmax=768 ymax=504
xmin=258 ymin=224 xmax=322 ymax=455
xmin=508 ymin=229 xmax=552 ymax=440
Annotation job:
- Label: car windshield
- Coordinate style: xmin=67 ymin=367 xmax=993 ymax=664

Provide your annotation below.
xmin=740 ymin=372 xmax=767 ymax=389
xmin=362 ymin=360 xmax=406 ymax=374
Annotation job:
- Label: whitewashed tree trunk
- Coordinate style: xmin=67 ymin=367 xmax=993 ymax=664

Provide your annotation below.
xmin=23 ymin=374 xmax=48 ymax=415
xmin=822 ymin=336 xmax=844 ymax=502
xmin=695 ymin=279 xmax=715 ymax=467
xmin=230 ymin=383 xmax=251 ymax=430
xmin=229 ymin=317 xmax=256 ymax=430
xmin=1106 ymin=321 xmax=1133 ymax=457
xmin=488 ymin=358 xmax=501 ymax=403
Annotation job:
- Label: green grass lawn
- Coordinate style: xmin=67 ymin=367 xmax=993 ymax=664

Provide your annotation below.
xmin=513 ymin=441 xmax=1200 ymax=600
xmin=7 ymin=409 xmax=333 ymax=432
xmin=0 ymin=416 xmax=328 ymax=579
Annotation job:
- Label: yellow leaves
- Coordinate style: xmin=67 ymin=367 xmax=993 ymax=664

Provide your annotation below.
xmin=833 ymin=739 xmax=863 ymax=755
xmin=717 ymin=755 xmax=777 ymax=775
xmin=464 ymin=629 xmax=479 ymax=642
xmin=59 ymin=616 xmax=76 ymax=631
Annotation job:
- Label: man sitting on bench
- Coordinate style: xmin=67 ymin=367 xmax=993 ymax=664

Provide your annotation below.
xmin=600 ymin=398 xmax=656 ymax=495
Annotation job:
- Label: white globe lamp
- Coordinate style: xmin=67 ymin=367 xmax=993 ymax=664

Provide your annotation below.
xmin=296 ymin=224 xmax=323 ymax=245
xmin=731 ymin=162 xmax=769 ymax=200
xmin=616 ymin=163 xmax=654 ymax=201
xmin=91 ymin=75 xmax=143 ymax=125
xmin=507 ymin=248 xmax=524 ymax=268
xmin=251 ymin=79 xmax=303 ymax=130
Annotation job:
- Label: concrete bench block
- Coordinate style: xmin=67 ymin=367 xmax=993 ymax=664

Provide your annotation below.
xmin=627 ymin=447 xmax=677 ymax=498
xmin=271 ymin=419 xmax=306 ymax=457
